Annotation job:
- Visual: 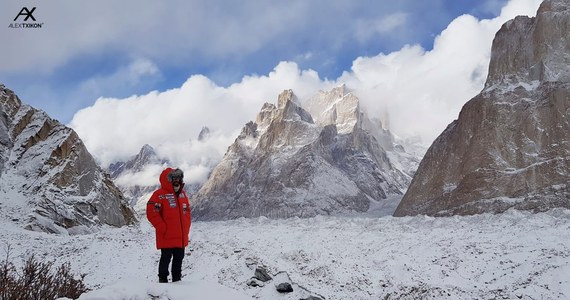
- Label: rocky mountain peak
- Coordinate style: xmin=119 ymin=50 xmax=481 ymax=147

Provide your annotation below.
xmin=191 ymin=87 xmax=417 ymax=221
xmin=255 ymin=103 xmax=277 ymax=131
xmin=198 ymin=126 xmax=211 ymax=141
xmin=0 ymin=84 xmax=21 ymax=118
xmin=139 ymin=144 xmax=157 ymax=160
xmin=277 ymin=89 xmax=297 ymax=109
xmin=329 ymin=84 xmax=348 ymax=97
xmin=275 ymin=90 xmax=313 ymax=124
xmin=107 ymin=143 xmax=169 ymax=208
xmin=108 ymin=143 xmax=161 ymax=179
xmin=305 ymin=85 xmax=361 ymax=134
xmin=238 ymin=121 xmax=258 ymax=140
xmin=394 ymin=0 xmax=570 ymax=217
xmin=0 ymin=85 xmax=137 ymax=233
xmin=485 ymin=0 xmax=570 ymax=88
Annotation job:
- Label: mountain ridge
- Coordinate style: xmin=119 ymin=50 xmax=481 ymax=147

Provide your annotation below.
xmin=0 ymin=84 xmax=137 ymax=234
xmin=192 ymin=87 xmax=421 ymax=220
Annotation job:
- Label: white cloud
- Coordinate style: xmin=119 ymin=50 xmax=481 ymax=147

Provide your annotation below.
xmin=70 ymin=61 xmax=332 ymax=168
xmin=340 ymin=0 xmax=542 ymax=143
xmin=115 ymin=164 xmax=165 ymax=187
xmin=355 ymin=12 xmax=409 ymax=42
xmin=70 ymin=0 xmax=543 ymax=185
xmin=0 ymin=0 xmax=335 ymax=73
xmin=113 ymin=133 xmax=231 ymax=188
xmin=0 ymin=1 xmax=496 ymax=75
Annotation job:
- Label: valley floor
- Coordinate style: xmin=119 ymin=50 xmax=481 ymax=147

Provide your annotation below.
xmin=1 ymin=208 xmax=569 ymax=300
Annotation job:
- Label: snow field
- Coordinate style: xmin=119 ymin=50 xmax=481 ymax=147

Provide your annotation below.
xmin=1 ymin=208 xmax=568 ymax=299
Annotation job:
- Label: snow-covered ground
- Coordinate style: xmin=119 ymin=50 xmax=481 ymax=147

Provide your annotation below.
xmin=1 ymin=207 xmax=569 ymax=300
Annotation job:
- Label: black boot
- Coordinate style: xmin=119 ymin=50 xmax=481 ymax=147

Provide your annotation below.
xmin=172 ymin=276 xmax=181 ymax=282
xmin=159 ymin=276 xmax=168 ymax=283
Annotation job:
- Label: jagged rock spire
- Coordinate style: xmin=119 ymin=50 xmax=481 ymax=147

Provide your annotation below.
xmin=192 ymin=88 xmax=414 ymax=221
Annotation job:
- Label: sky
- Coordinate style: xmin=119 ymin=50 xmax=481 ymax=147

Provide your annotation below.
xmin=0 ymin=0 xmax=543 ymax=173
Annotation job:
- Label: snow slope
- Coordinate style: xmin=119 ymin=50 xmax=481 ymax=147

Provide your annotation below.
xmin=1 ymin=205 xmax=569 ymax=300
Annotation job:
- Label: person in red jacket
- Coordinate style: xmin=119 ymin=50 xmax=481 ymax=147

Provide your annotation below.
xmin=146 ymin=167 xmax=191 ymax=283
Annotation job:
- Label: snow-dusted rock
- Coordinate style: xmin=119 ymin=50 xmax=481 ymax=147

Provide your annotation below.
xmin=0 ymin=84 xmax=137 ymax=233
xmin=108 ymin=144 xmax=167 ymax=208
xmin=485 ymin=0 xmax=570 ymax=87
xmin=192 ymin=87 xmax=419 ymax=220
xmin=394 ymin=0 xmax=570 ymax=217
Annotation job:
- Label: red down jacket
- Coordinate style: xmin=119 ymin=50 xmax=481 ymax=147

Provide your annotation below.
xmin=146 ymin=168 xmax=192 ymax=249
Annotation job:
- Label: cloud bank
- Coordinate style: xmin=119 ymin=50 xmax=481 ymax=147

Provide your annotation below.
xmin=71 ymin=62 xmax=330 ymax=167
xmin=69 ymin=0 xmax=542 ymax=186
xmin=0 ymin=1 xmax=440 ymax=74
xmin=0 ymin=0 xmax=520 ymax=125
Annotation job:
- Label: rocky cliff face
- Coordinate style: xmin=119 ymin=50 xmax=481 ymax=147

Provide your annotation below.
xmin=0 ymin=85 xmax=137 ymax=233
xmin=192 ymin=87 xmax=419 ymax=220
xmin=394 ymin=0 xmax=570 ymax=217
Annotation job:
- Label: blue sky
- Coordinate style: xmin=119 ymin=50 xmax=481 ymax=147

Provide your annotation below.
xmin=1 ymin=0 xmax=509 ymax=123
xmin=0 ymin=0 xmax=543 ymax=179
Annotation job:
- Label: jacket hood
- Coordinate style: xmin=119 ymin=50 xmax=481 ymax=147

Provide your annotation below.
xmin=159 ymin=167 xmax=185 ymax=193
xmin=159 ymin=167 xmax=174 ymax=192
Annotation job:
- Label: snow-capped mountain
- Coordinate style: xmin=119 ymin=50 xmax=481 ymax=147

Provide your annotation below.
xmin=0 ymin=84 xmax=137 ymax=234
xmin=108 ymin=144 xmax=169 ymax=210
xmin=192 ymin=87 xmax=422 ymax=220
xmin=394 ymin=0 xmax=570 ymax=217
xmin=108 ymin=144 xmax=166 ymax=179
xmin=109 ymin=129 xmax=212 ymax=212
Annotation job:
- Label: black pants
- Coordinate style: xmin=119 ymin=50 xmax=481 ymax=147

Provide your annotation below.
xmin=158 ymin=248 xmax=185 ymax=280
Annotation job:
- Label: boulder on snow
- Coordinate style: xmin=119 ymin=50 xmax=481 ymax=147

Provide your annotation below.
xmin=301 ymin=296 xmax=324 ymax=300
xmin=276 ymin=282 xmax=294 ymax=293
xmin=246 ymin=278 xmax=265 ymax=287
xmin=254 ymin=266 xmax=272 ymax=282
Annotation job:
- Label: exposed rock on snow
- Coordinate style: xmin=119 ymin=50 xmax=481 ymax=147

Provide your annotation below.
xmin=0 ymin=84 xmax=137 ymax=233
xmin=276 ymin=282 xmax=294 ymax=293
xmin=254 ymin=266 xmax=272 ymax=282
xmin=300 ymin=296 xmax=324 ymax=300
xmin=192 ymin=87 xmax=420 ymax=220
xmin=395 ymin=0 xmax=570 ymax=217
xmin=247 ymin=267 xmax=320 ymax=299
